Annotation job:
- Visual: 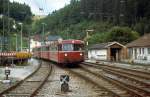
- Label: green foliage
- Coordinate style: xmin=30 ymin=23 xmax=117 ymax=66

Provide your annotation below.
xmin=88 ymin=33 xmax=108 ymax=45
xmin=32 ymin=0 xmax=149 ymax=47
xmin=88 ymin=26 xmax=139 ymax=45
xmin=0 ymin=0 xmax=32 ymax=51
xmin=80 ymin=0 xmax=150 ymax=34
xmin=134 ymin=18 xmax=150 ymax=35
xmin=106 ymin=26 xmax=139 ymax=44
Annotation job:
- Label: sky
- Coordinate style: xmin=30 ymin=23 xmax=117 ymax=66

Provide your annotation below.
xmin=10 ymin=0 xmax=71 ymax=15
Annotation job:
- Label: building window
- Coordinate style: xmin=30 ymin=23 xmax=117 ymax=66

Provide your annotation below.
xmin=142 ymin=48 xmax=144 ymax=54
xmin=139 ymin=48 xmax=141 ymax=54
xmin=148 ymin=48 xmax=150 ymax=54
xmin=128 ymin=48 xmax=133 ymax=58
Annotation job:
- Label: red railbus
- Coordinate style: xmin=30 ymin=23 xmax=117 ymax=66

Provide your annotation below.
xmin=33 ymin=39 xmax=84 ymax=66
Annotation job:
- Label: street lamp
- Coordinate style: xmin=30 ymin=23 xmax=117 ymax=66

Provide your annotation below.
xmin=85 ymin=29 xmax=94 ymax=59
xmin=0 ymin=14 xmax=3 ymax=52
xmin=13 ymin=21 xmax=18 ymax=51
xmin=86 ymin=29 xmax=94 ymax=46
xmin=14 ymin=34 xmax=17 ymax=51
xmin=41 ymin=23 xmax=46 ymax=46
xmin=41 ymin=23 xmax=46 ymax=54
xmin=18 ymin=22 xmax=23 ymax=51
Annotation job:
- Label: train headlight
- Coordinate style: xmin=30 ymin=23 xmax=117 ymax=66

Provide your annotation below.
xmin=80 ymin=53 xmax=83 ymax=56
xmin=64 ymin=53 xmax=68 ymax=57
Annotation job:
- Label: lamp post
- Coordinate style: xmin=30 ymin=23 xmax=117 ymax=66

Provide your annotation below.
xmin=86 ymin=29 xmax=94 ymax=46
xmin=85 ymin=29 xmax=94 ymax=59
xmin=15 ymin=34 xmax=17 ymax=51
xmin=41 ymin=23 xmax=46 ymax=46
xmin=41 ymin=23 xmax=46 ymax=54
xmin=0 ymin=14 xmax=3 ymax=52
xmin=13 ymin=21 xmax=18 ymax=51
xmin=18 ymin=23 xmax=23 ymax=51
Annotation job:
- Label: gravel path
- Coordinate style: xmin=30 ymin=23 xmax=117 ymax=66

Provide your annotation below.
xmin=36 ymin=65 xmax=111 ymax=97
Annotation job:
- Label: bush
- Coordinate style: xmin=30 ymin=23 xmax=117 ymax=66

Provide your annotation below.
xmin=88 ymin=26 xmax=139 ymax=45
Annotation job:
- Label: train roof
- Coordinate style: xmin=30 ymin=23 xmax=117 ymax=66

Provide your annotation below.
xmin=33 ymin=40 xmax=84 ymax=49
xmin=60 ymin=39 xmax=84 ymax=44
xmin=34 ymin=45 xmax=49 ymax=48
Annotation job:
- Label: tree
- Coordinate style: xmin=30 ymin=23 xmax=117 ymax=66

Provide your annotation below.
xmin=106 ymin=26 xmax=139 ymax=44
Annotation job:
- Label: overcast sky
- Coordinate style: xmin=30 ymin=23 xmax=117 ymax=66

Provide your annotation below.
xmin=10 ymin=0 xmax=71 ymax=15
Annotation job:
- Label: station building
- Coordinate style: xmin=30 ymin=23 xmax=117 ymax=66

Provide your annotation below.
xmin=88 ymin=41 xmax=126 ymax=61
xmin=126 ymin=33 xmax=150 ymax=64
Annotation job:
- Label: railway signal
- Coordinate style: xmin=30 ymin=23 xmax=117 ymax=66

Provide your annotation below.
xmin=60 ymin=75 xmax=69 ymax=92
xmin=5 ymin=67 xmax=10 ymax=80
xmin=3 ymin=66 xmax=11 ymax=84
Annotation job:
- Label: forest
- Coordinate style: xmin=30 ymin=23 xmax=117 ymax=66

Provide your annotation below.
xmin=32 ymin=0 xmax=150 ymax=45
xmin=0 ymin=0 xmax=32 ymax=51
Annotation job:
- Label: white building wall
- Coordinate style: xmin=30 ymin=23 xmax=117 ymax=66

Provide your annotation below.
xmin=147 ymin=47 xmax=150 ymax=61
xmin=88 ymin=49 xmax=107 ymax=60
xmin=30 ymin=39 xmax=41 ymax=52
xmin=129 ymin=47 xmax=150 ymax=64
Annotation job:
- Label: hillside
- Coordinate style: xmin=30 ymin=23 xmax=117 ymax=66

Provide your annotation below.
xmin=0 ymin=0 xmax=32 ymax=51
xmin=32 ymin=0 xmax=150 ymax=45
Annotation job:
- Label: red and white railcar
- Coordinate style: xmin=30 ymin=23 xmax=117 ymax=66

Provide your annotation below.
xmin=33 ymin=39 xmax=84 ymax=65
xmin=33 ymin=46 xmax=41 ymax=58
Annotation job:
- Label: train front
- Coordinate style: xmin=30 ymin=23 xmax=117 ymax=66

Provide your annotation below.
xmin=58 ymin=40 xmax=84 ymax=65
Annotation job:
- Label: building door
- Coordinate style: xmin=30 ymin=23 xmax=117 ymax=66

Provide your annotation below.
xmin=110 ymin=48 xmax=121 ymax=61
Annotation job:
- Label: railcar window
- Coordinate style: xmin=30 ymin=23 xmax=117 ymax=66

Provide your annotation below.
xmin=37 ymin=48 xmax=40 ymax=51
xmin=62 ymin=44 xmax=73 ymax=51
xmin=42 ymin=47 xmax=47 ymax=51
xmin=46 ymin=47 xmax=49 ymax=51
xmin=74 ymin=44 xmax=84 ymax=51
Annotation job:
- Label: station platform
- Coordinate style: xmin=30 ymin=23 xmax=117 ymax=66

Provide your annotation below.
xmin=0 ymin=52 xmax=32 ymax=65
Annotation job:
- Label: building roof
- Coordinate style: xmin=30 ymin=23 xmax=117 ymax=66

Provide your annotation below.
xmin=47 ymin=35 xmax=62 ymax=41
xmin=126 ymin=33 xmax=150 ymax=48
xmin=89 ymin=41 xmax=125 ymax=50
xmin=33 ymin=35 xmax=41 ymax=41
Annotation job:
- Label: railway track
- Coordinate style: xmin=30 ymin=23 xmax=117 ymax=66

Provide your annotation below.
xmin=67 ymin=68 xmax=129 ymax=97
xmin=35 ymin=64 xmax=120 ymax=97
xmin=1 ymin=61 xmax=53 ymax=97
xmin=82 ymin=62 xmax=150 ymax=97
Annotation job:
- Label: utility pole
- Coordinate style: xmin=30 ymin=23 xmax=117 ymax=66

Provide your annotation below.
xmin=18 ymin=23 xmax=23 ymax=51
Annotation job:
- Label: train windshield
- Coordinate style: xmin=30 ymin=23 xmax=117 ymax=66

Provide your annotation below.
xmin=74 ymin=44 xmax=84 ymax=51
xmin=62 ymin=44 xmax=83 ymax=51
xmin=62 ymin=44 xmax=73 ymax=51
